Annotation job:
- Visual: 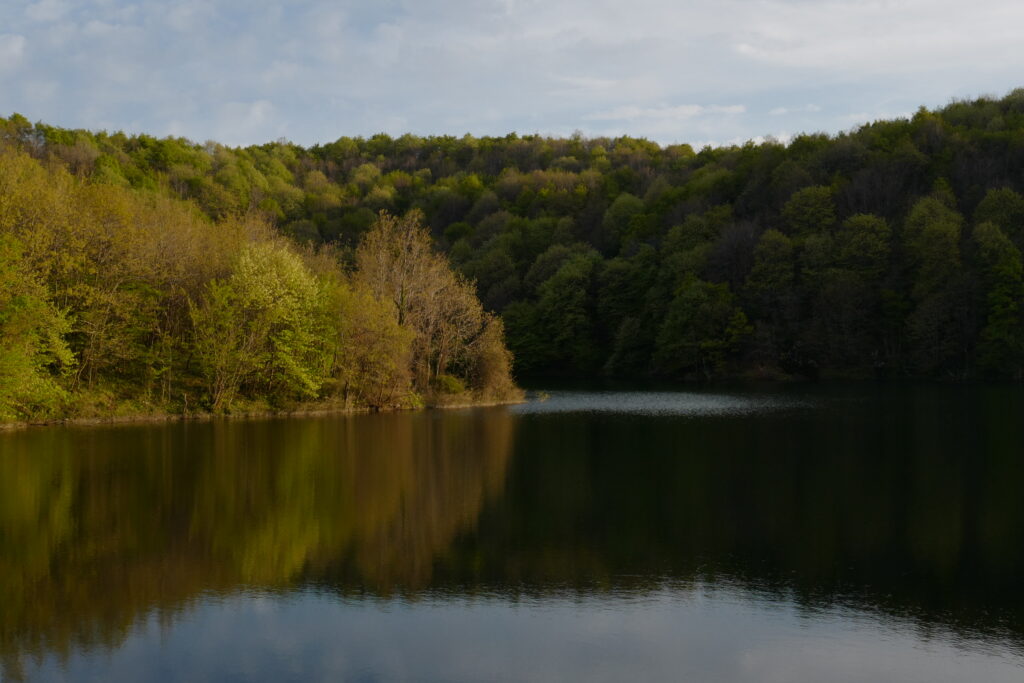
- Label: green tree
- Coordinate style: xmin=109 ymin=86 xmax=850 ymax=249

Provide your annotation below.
xmin=654 ymin=275 xmax=751 ymax=377
xmin=742 ymin=229 xmax=797 ymax=363
xmin=973 ymin=188 xmax=1024 ymax=248
xmin=903 ymin=197 xmax=970 ymax=375
xmin=533 ymin=250 xmax=603 ymax=373
xmin=835 ymin=214 xmax=891 ymax=279
xmin=781 ymin=185 xmax=835 ymax=239
xmin=600 ymin=192 xmax=643 ymax=254
xmin=800 ymin=214 xmax=893 ymax=369
xmin=327 ymin=281 xmax=414 ymax=408
xmin=191 ymin=241 xmax=328 ymax=411
xmin=0 ymin=236 xmax=74 ymax=420
xmin=465 ymin=314 xmax=520 ymax=401
xmin=973 ymin=221 xmax=1024 ymax=377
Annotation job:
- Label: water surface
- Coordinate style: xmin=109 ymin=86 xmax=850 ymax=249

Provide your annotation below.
xmin=2 ymin=384 xmax=1023 ymax=681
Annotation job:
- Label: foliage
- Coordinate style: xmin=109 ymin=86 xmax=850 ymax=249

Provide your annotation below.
xmin=0 ymin=236 xmax=73 ymax=419
xmin=191 ymin=241 xmax=328 ymax=411
xmin=654 ymin=275 xmax=752 ymax=377
xmin=355 ymin=211 xmax=515 ymax=398
xmin=8 ymin=89 xmax=1024 ymax=381
xmin=0 ymin=142 xmax=518 ymax=420
xmin=973 ymin=221 xmax=1024 ymax=377
xmin=433 ymin=374 xmax=466 ymax=395
xmin=327 ymin=281 xmax=414 ymax=408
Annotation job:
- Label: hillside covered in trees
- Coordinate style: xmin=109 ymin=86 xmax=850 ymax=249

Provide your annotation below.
xmin=0 ymin=144 xmax=519 ymax=422
xmin=4 ymin=90 xmax=1024 ymax=408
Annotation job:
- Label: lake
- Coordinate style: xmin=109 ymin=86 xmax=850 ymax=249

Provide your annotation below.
xmin=2 ymin=384 xmax=1023 ymax=682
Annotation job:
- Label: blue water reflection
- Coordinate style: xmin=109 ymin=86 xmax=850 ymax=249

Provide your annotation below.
xmin=32 ymin=586 xmax=1024 ymax=682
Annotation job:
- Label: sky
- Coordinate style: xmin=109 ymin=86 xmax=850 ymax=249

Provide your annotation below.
xmin=2 ymin=0 xmax=1023 ymax=148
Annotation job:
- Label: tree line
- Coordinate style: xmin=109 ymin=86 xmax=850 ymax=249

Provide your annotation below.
xmin=4 ymin=89 xmax=1024 ymax=386
xmin=0 ymin=144 xmax=518 ymax=421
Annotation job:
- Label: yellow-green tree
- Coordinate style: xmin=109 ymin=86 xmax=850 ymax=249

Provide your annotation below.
xmin=326 ymin=281 xmax=414 ymax=408
xmin=191 ymin=241 xmax=329 ymax=411
xmin=355 ymin=211 xmax=517 ymax=398
xmin=0 ymin=236 xmax=74 ymax=420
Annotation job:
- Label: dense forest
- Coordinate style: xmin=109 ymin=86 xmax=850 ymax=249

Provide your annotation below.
xmin=0 ymin=142 xmax=519 ymax=421
xmin=4 ymin=90 xmax=1024 ymax=419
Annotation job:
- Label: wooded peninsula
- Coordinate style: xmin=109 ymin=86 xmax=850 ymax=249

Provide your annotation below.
xmin=4 ymin=91 xmax=1024 ymax=421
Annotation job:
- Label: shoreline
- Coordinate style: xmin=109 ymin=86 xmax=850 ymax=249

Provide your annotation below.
xmin=0 ymin=397 xmax=528 ymax=431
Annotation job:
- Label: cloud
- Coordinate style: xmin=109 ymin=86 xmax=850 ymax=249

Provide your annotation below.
xmin=728 ymin=0 xmax=1024 ymax=75
xmin=0 ymin=0 xmax=1023 ymax=146
xmin=163 ymin=1 xmax=217 ymax=33
xmin=210 ymin=100 xmax=279 ymax=146
xmin=769 ymin=104 xmax=821 ymax=116
xmin=549 ymin=75 xmax=619 ymax=94
xmin=585 ymin=104 xmax=746 ymax=122
xmin=0 ymin=34 xmax=27 ymax=69
xmin=24 ymin=0 xmax=68 ymax=23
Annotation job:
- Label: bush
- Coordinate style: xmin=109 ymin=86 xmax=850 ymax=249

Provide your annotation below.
xmin=432 ymin=374 xmax=466 ymax=395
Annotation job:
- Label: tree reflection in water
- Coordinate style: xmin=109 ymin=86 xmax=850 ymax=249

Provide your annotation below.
xmin=0 ymin=409 xmax=514 ymax=679
xmin=2 ymin=385 xmax=1024 ymax=681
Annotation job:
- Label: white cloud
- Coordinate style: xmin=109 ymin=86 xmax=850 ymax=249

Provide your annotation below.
xmin=549 ymin=75 xmax=619 ymax=93
xmin=82 ymin=20 xmax=119 ymax=37
xmin=164 ymin=1 xmax=217 ymax=32
xmin=211 ymin=100 xmax=279 ymax=146
xmin=585 ymin=104 xmax=746 ymax=122
xmin=0 ymin=1 xmax=1023 ymax=146
xmin=24 ymin=0 xmax=69 ymax=23
xmin=0 ymin=34 xmax=27 ymax=68
xmin=728 ymin=0 xmax=1024 ymax=75
xmin=769 ymin=104 xmax=821 ymax=116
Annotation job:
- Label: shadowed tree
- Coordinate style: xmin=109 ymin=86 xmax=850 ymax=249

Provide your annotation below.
xmin=973 ymin=187 xmax=1024 ymax=250
xmin=654 ymin=275 xmax=751 ymax=378
xmin=903 ymin=197 xmax=971 ymax=375
xmin=781 ymin=185 xmax=836 ymax=239
xmin=742 ymin=229 xmax=797 ymax=364
xmin=973 ymin=221 xmax=1024 ymax=378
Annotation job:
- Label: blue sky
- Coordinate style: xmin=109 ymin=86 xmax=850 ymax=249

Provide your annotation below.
xmin=2 ymin=0 xmax=1023 ymax=147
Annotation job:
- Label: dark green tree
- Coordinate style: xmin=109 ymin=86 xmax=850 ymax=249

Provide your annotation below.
xmin=653 ymin=275 xmax=751 ymax=378
xmin=973 ymin=221 xmax=1024 ymax=377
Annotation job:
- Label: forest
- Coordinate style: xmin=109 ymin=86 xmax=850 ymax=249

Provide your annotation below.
xmin=0 ymin=143 xmax=519 ymax=421
xmin=4 ymin=90 xmax=1024 ymax=418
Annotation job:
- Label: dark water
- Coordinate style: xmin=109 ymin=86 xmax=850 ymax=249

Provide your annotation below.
xmin=2 ymin=384 xmax=1024 ymax=682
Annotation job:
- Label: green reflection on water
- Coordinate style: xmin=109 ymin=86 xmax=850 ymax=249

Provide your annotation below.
xmin=1 ymin=384 xmax=1024 ymax=679
xmin=0 ymin=409 xmax=514 ymax=678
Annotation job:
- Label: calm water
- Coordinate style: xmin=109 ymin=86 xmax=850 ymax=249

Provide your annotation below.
xmin=2 ymin=384 xmax=1024 ymax=682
